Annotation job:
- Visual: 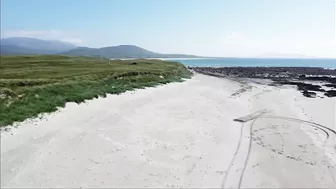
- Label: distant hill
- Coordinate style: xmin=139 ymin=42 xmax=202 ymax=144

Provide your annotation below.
xmin=1 ymin=37 xmax=201 ymax=58
xmin=0 ymin=45 xmax=45 ymax=55
xmin=60 ymin=45 xmax=201 ymax=58
xmin=0 ymin=37 xmax=77 ymax=55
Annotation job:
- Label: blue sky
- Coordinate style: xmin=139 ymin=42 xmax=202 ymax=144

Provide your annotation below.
xmin=1 ymin=0 xmax=335 ymax=57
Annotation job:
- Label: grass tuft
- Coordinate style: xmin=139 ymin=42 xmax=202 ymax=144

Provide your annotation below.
xmin=0 ymin=55 xmax=192 ymax=126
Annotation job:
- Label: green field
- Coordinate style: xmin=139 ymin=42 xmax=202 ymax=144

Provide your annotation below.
xmin=0 ymin=55 xmax=192 ymax=127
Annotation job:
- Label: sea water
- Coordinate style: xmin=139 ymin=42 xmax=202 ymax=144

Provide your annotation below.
xmin=166 ymin=58 xmax=336 ymax=68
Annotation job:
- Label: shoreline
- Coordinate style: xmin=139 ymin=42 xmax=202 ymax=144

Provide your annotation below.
xmin=190 ymin=67 xmax=336 ymax=98
xmin=177 ymin=58 xmax=336 ymax=69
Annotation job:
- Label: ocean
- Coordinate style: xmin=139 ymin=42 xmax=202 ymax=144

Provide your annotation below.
xmin=166 ymin=58 xmax=336 ymax=68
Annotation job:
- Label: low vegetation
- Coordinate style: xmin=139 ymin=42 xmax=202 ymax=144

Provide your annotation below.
xmin=0 ymin=55 xmax=192 ymax=126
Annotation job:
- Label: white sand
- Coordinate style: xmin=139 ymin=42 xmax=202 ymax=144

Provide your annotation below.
xmin=1 ymin=74 xmax=335 ymax=188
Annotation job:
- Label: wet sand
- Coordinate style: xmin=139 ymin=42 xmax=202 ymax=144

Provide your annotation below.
xmin=1 ymin=74 xmax=335 ymax=188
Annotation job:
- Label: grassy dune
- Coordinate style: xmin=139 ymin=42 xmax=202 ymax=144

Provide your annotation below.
xmin=0 ymin=55 xmax=192 ymax=127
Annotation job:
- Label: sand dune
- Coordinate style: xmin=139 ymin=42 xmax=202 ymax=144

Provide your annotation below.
xmin=1 ymin=74 xmax=335 ymax=188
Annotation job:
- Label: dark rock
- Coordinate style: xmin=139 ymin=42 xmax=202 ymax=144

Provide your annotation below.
xmin=190 ymin=67 xmax=336 ymax=98
xmin=303 ymin=76 xmax=336 ymax=84
xmin=190 ymin=67 xmax=336 ymax=79
xmin=280 ymin=82 xmax=325 ymax=92
xmin=325 ymin=84 xmax=336 ymax=89
xmin=299 ymin=74 xmax=306 ymax=78
xmin=302 ymin=90 xmax=316 ymax=98
xmin=325 ymin=90 xmax=336 ymax=97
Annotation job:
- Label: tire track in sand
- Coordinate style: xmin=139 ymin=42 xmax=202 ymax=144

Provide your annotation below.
xmin=221 ymin=115 xmax=336 ymax=189
xmin=221 ymin=123 xmax=245 ymax=188
xmin=237 ymin=116 xmax=336 ymax=188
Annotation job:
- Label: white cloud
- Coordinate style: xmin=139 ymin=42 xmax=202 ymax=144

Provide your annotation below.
xmin=59 ymin=38 xmax=83 ymax=45
xmin=218 ymin=32 xmax=261 ymax=57
xmin=222 ymin=32 xmax=244 ymax=40
xmin=1 ymin=30 xmax=83 ymax=45
xmin=218 ymin=32 xmax=336 ymax=58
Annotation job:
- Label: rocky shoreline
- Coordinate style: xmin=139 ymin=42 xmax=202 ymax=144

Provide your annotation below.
xmin=190 ymin=67 xmax=336 ymax=98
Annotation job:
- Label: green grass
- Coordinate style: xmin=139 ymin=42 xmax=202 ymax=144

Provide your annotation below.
xmin=0 ymin=55 xmax=192 ymax=127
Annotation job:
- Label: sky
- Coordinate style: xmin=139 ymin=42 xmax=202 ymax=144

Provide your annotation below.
xmin=1 ymin=0 xmax=335 ymax=58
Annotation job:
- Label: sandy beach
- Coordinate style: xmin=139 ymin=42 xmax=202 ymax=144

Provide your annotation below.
xmin=1 ymin=74 xmax=335 ymax=188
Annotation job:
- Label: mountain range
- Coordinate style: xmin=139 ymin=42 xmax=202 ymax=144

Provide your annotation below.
xmin=1 ymin=37 xmax=77 ymax=54
xmin=0 ymin=37 xmax=201 ymax=58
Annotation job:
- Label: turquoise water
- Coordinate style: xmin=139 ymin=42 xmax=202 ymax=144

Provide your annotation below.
xmin=171 ymin=58 xmax=336 ymax=68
